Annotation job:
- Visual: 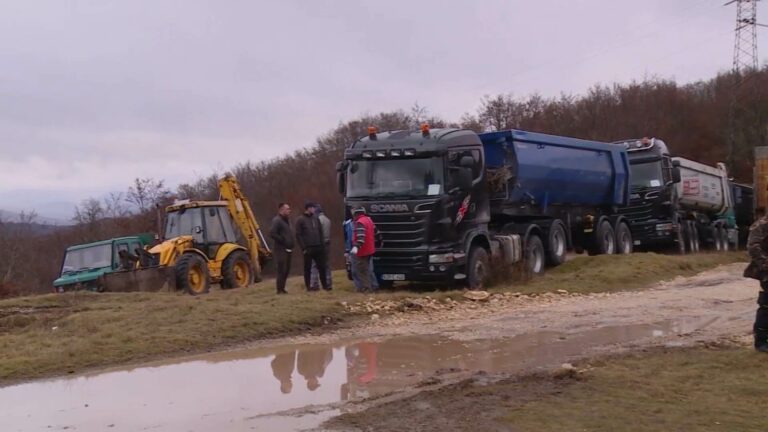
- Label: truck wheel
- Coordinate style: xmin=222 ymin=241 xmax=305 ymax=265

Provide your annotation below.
xmin=467 ymin=246 xmax=489 ymax=290
xmin=675 ymin=225 xmax=687 ymax=255
xmin=720 ymin=227 xmax=730 ymax=252
xmin=525 ymin=234 xmax=546 ymax=276
xmin=691 ymin=224 xmax=700 ymax=253
xmin=713 ymin=227 xmax=723 ymax=251
xmin=175 ymin=253 xmax=210 ymax=295
xmin=546 ymin=222 xmax=567 ymax=267
xmin=685 ymin=221 xmax=696 ymax=253
xmin=615 ymin=222 xmax=633 ymax=254
xmin=590 ymin=220 xmax=616 ymax=255
xmin=221 ymin=250 xmax=254 ymax=289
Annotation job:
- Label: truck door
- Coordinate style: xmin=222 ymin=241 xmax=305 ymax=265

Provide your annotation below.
xmin=447 ymin=149 xmax=486 ymax=227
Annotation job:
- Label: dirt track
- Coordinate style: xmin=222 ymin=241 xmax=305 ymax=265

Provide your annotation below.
xmin=1 ymin=263 xmax=758 ymax=432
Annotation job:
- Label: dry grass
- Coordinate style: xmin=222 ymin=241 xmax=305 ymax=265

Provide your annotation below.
xmin=504 ymin=344 xmax=768 ymax=431
xmin=0 ymin=251 xmax=746 ymax=383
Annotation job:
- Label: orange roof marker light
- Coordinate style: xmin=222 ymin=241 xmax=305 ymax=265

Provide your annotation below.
xmin=420 ymin=123 xmax=430 ymax=137
xmin=368 ymin=126 xmax=378 ymax=140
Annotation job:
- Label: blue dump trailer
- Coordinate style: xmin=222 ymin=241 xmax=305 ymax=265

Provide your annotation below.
xmin=337 ymin=127 xmax=632 ymax=289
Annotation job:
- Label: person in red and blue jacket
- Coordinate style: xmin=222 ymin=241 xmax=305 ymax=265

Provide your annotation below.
xmin=344 ymin=210 xmax=379 ymax=292
xmin=349 ymin=206 xmax=380 ymax=293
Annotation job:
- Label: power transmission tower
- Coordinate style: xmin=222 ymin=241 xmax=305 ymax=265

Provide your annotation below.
xmin=725 ymin=0 xmax=766 ymax=167
xmin=728 ymin=0 xmax=761 ymax=74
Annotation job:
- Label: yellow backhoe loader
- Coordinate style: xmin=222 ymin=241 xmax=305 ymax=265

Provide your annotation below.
xmin=103 ymin=175 xmax=271 ymax=294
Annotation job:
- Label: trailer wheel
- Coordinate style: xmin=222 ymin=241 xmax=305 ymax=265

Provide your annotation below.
xmin=221 ymin=250 xmax=253 ymax=289
xmin=467 ymin=246 xmax=489 ymax=290
xmin=615 ymin=222 xmax=633 ymax=254
xmin=175 ymin=253 xmax=210 ymax=295
xmin=525 ymin=234 xmax=546 ymax=276
xmin=590 ymin=220 xmax=616 ymax=255
xmin=546 ymin=222 xmax=568 ymax=267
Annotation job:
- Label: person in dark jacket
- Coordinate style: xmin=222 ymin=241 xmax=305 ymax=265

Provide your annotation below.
xmin=269 ymin=202 xmax=294 ymax=294
xmin=295 ymin=201 xmax=330 ymax=291
xmin=745 ymin=211 xmax=768 ymax=352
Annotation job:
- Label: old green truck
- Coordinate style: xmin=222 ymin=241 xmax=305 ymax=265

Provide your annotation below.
xmin=53 ymin=235 xmax=153 ymax=293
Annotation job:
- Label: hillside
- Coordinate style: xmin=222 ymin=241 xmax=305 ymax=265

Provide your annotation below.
xmin=2 ymin=69 xmax=767 ymax=296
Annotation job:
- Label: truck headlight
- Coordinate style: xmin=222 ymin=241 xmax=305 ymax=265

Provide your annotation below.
xmin=428 ymin=254 xmax=454 ymax=264
xmin=655 ymin=223 xmax=674 ymax=231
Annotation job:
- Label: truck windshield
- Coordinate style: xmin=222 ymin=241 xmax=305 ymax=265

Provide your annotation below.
xmin=347 ymin=158 xmax=444 ymax=198
xmin=630 ymin=161 xmax=664 ymax=189
xmin=62 ymin=244 xmax=112 ymax=273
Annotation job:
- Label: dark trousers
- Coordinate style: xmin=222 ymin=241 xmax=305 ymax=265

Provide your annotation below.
xmin=354 ymin=255 xmax=373 ymax=292
xmin=275 ymin=248 xmax=292 ymax=293
xmin=756 ymin=282 xmax=768 ymax=347
xmin=304 ymin=246 xmax=329 ymax=291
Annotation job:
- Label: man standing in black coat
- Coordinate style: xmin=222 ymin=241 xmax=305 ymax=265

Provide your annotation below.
xmin=295 ymin=201 xmax=330 ymax=291
xmin=269 ymin=202 xmax=294 ymax=294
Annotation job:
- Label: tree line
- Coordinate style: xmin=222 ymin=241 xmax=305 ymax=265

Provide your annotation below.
xmin=2 ymin=68 xmax=766 ymax=296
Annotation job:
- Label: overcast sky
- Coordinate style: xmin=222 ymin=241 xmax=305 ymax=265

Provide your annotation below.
xmin=0 ymin=0 xmax=765 ymax=219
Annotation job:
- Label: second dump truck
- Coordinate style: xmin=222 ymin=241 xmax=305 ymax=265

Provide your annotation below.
xmin=613 ymin=137 xmax=750 ymax=252
xmin=337 ymin=126 xmax=631 ymax=289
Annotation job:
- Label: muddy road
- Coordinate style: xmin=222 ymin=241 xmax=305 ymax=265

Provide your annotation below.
xmin=0 ymin=263 xmax=756 ymax=431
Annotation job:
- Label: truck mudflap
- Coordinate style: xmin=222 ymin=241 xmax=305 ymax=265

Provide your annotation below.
xmin=101 ymin=267 xmax=177 ymax=293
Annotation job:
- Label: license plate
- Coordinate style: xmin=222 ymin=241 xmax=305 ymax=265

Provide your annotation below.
xmin=633 ymin=240 xmax=641 ymax=245
xmin=381 ymin=274 xmax=405 ymax=281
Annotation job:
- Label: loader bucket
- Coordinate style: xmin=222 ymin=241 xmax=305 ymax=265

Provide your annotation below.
xmin=102 ymin=267 xmax=177 ymax=293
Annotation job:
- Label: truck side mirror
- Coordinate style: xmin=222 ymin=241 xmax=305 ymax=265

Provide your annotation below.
xmin=460 ymin=155 xmax=474 ymax=168
xmin=337 ymin=172 xmax=346 ymax=195
xmin=672 ymin=167 xmax=681 ymax=184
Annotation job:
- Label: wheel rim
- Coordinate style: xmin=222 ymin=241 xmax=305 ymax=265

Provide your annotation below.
xmin=234 ymin=261 xmax=250 ymax=287
xmin=529 ymin=246 xmax=543 ymax=274
xmin=618 ymin=226 xmax=631 ymax=254
xmin=604 ymin=230 xmax=615 ymax=254
xmin=188 ymin=264 xmax=205 ymax=294
xmin=473 ymin=260 xmax=486 ymax=287
xmin=553 ymin=230 xmax=565 ymax=257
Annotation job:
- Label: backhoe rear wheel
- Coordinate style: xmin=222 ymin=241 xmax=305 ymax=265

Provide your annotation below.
xmin=221 ymin=250 xmax=254 ymax=289
xmin=176 ymin=253 xmax=210 ymax=295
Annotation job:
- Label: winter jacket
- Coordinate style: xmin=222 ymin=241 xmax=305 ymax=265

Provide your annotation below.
xmin=295 ymin=213 xmax=325 ymax=251
xmin=746 ymin=216 xmax=768 ymax=280
xmin=269 ymin=215 xmax=295 ymax=251
xmin=353 ymin=214 xmax=377 ymax=257
xmin=318 ymin=213 xmax=331 ymax=244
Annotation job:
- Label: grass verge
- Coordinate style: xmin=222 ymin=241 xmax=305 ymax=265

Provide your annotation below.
xmin=329 ymin=343 xmax=768 ymax=432
xmin=504 ymin=344 xmax=768 ymax=432
xmin=0 ymin=251 xmax=745 ymax=384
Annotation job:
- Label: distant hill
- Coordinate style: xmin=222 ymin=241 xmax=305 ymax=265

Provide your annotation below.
xmin=0 ymin=209 xmax=72 ymax=226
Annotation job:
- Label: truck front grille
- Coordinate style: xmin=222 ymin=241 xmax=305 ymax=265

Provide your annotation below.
xmin=370 ymin=213 xmax=429 ymax=250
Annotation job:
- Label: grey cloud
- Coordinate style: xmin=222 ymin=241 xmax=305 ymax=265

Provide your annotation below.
xmin=0 ymin=0 xmax=763 ymax=217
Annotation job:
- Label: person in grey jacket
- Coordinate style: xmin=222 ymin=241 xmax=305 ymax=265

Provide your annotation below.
xmin=295 ymin=202 xmax=330 ymax=291
xmin=310 ymin=206 xmax=333 ymax=290
xmin=269 ymin=203 xmax=295 ymax=294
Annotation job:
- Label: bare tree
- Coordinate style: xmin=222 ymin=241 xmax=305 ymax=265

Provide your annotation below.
xmin=127 ymin=178 xmax=171 ymax=212
xmin=73 ymin=198 xmax=105 ymax=225
xmin=103 ymin=192 xmax=129 ymax=218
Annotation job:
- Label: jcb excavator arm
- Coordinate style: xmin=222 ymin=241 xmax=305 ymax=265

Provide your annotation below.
xmin=218 ymin=175 xmax=272 ymax=276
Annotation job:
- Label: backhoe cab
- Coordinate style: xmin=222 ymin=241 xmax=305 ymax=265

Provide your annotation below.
xmin=104 ymin=175 xmax=271 ymax=295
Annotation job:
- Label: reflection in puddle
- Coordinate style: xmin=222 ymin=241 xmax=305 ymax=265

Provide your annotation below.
xmin=0 ymin=317 xmax=717 ymax=431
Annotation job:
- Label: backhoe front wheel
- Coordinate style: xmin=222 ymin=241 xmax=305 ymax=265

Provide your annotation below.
xmin=176 ymin=253 xmax=210 ymax=295
xmin=221 ymin=251 xmax=254 ymax=289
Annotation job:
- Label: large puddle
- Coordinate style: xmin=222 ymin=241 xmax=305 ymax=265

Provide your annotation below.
xmin=0 ymin=317 xmax=718 ymax=431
